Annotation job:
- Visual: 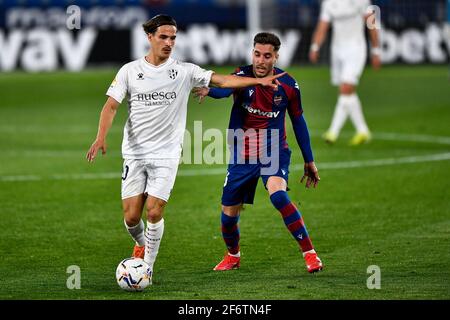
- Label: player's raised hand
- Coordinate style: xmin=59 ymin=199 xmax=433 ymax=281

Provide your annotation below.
xmin=258 ymin=72 xmax=286 ymax=89
xmin=86 ymin=139 xmax=107 ymax=163
xmin=300 ymin=161 xmax=320 ymax=188
xmin=192 ymin=87 xmax=210 ymax=104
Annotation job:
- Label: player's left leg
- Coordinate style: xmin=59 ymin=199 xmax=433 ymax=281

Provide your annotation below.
xmin=341 ymin=83 xmax=371 ymax=145
xmin=142 ymin=158 xmax=179 ymax=275
xmin=340 ymin=50 xmax=372 ymax=145
xmin=144 ymin=196 xmax=167 ymax=273
xmin=265 ymin=176 xmax=323 ymax=273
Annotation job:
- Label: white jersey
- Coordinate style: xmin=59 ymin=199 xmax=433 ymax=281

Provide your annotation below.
xmin=107 ymin=57 xmax=213 ymax=159
xmin=320 ymin=0 xmax=370 ymax=50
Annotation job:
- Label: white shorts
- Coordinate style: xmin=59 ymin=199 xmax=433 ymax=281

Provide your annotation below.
xmin=121 ymin=158 xmax=180 ymax=202
xmin=331 ymin=45 xmax=367 ymax=86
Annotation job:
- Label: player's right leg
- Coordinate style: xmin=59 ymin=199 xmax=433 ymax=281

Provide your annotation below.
xmin=213 ymin=204 xmax=242 ymax=271
xmin=213 ymin=164 xmax=259 ymax=271
xmin=123 ymin=194 xmax=146 ymax=259
xmin=121 ymin=159 xmax=147 ymax=259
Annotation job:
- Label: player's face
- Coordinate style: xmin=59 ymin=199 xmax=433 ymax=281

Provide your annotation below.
xmin=148 ymin=25 xmax=177 ymax=60
xmin=252 ymin=43 xmax=279 ymax=78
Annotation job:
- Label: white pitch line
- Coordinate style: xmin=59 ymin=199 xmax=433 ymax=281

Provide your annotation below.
xmin=371 ymin=132 xmax=450 ymax=146
xmin=0 ymin=150 xmax=122 ymax=158
xmin=1 ymin=152 xmax=449 ymax=182
xmin=291 ymin=152 xmax=450 ymax=170
xmin=2 ymin=131 xmax=450 ymax=159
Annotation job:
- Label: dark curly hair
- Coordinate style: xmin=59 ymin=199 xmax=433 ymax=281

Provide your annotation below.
xmin=142 ymin=14 xmax=177 ymax=35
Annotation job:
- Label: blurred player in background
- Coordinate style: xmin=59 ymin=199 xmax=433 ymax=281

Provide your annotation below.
xmin=86 ymin=14 xmax=284 ymax=282
xmin=193 ymin=32 xmax=323 ymax=274
xmin=310 ymin=0 xmax=381 ymax=145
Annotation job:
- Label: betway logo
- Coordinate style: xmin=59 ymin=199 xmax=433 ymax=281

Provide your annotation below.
xmin=137 ymin=92 xmax=177 ymax=101
xmin=242 ymin=104 xmax=280 ymax=118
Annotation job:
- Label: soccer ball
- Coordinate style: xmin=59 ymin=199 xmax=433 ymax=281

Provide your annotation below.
xmin=116 ymin=257 xmax=152 ymax=292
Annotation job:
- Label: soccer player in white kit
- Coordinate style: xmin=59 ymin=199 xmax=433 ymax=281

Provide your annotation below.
xmin=86 ymin=14 xmax=284 ymax=283
xmin=310 ymin=0 xmax=381 ymax=145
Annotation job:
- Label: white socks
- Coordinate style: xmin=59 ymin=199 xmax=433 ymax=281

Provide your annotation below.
xmin=329 ymin=94 xmax=350 ymax=136
xmin=346 ymin=93 xmax=369 ymax=134
xmin=124 ymin=219 xmax=145 ymax=247
xmin=144 ymin=218 xmax=165 ymax=270
xmin=329 ymin=93 xmax=370 ymax=136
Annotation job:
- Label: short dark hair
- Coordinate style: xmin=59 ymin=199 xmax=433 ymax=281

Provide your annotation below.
xmin=142 ymin=14 xmax=177 ymax=35
xmin=253 ymin=32 xmax=281 ymax=52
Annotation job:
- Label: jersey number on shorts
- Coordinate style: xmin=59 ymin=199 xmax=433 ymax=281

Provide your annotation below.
xmin=122 ymin=165 xmax=129 ymax=181
xmin=223 ymin=172 xmax=229 ymax=187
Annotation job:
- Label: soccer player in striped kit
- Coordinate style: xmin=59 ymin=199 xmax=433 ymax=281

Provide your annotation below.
xmin=193 ymin=32 xmax=323 ymax=273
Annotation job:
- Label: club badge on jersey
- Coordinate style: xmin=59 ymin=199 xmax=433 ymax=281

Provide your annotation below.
xmin=168 ymin=69 xmax=178 ymax=80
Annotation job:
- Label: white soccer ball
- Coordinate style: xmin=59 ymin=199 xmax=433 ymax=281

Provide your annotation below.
xmin=116 ymin=257 xmax=152 ymax=292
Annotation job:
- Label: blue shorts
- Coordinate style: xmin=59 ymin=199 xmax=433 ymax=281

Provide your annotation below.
xmin=221 ymin=148 xmax=292 ymax=206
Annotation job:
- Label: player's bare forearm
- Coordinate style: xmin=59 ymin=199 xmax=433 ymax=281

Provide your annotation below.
xmin=210 ymin=73 xmax=285 ymax=90
xmin=96 ymin=97 xmax=119 ymax=141
xmin=367 ymin=27 xmax=381 ymax=69
xmin=368 ymin=27 xmax=380 ymax=49
xmin=86 ymin=97 xmax=119 ymax=162
xmin=311 ymin=20 xmax=329 ymax=48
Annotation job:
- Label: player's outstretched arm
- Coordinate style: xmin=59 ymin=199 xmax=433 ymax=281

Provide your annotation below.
xmin=86 ymin=97 xmax=120 ymax=163
xmin=210 ymin=72 xmax=285 ymax=90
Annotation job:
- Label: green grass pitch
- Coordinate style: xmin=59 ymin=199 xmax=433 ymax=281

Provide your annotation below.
xmin=0 ymin=65 xmax=449 ymax=299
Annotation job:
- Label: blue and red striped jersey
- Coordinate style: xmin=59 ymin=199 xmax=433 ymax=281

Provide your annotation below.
xmin=208 ymin=65 xmax=313 ymax=163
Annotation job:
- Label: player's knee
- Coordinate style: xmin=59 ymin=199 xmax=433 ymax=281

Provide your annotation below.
xmin=340 ymin=84 xmax=356 ymax=95
xmin=267 ymin=177 xmax=287 ymax=195
xmin=146 ymin=207 xmax=163 ymax=222
xmin=146 ymin=200 xmax=166 ymax=222
xmin=222 ymin=205 xmax=241 ymax=216
xmin=123 ymin=205 xmax=142 ymax=227
xmin=124 ymin=215 xmax=141 ymax=227
xmin=267 ymin=182 xmax=286 ymax=195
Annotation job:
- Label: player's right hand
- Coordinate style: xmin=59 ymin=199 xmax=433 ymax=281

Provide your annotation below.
xmin=86 ymin=139 xmax=107 ymax=163
xmin=309 ymin=50 xmax=319 ymax=64
xmin=258 ymin=72 xmax=286 ymax=89
xmin=371 ymin=55 xmax=381 ymax=70
xmin=192 ymin=87 xmax=210 ymax=104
